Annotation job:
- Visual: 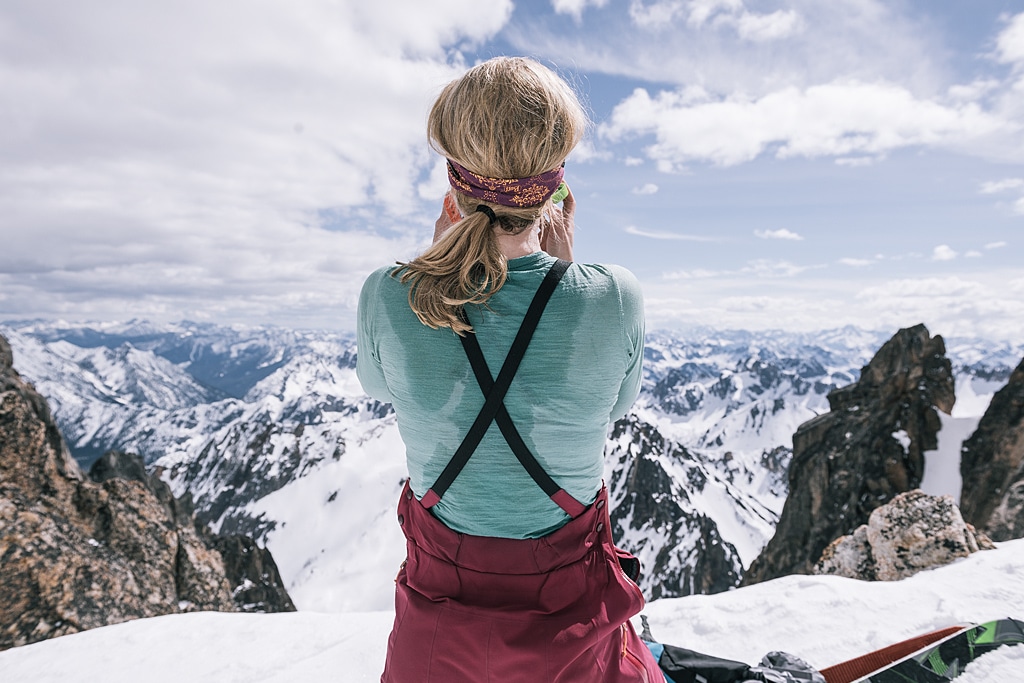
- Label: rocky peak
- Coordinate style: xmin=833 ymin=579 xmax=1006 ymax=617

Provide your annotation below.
xmin=0 ymin=335 xmax=12 ymax=371
xmin=0 ymin=336 xmax=83 ymax=504
xmin=741 ymin=325 xmax=954 ymax=585
xmin=0 ymin=335 xmax=294 ymax=651
xmin=959 ymin=356 xmax=1024 ymax=541
xmin=605 ymin=415 xmax=743 ymax=598
xmin=837 ymin=325 xmax=954 ymax=414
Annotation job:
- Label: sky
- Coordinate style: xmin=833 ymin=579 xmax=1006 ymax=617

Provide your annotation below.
xmin=1 ymin=0 xmax=1023 ymax=340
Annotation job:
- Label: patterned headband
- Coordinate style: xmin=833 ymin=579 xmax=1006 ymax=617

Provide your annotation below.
xmin=446 ymin=159 xmax=565 ymax=208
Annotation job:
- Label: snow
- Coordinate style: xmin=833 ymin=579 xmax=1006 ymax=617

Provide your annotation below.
xmin=958 ymin=645 xmax=1024 ymax=682
xmin=951 ymin=375 xmax=1001 ymax=419
xmin=921 ymin=412 xmax=979 ymax=504
xmin=2 ymin=539 xmax=1022 ymax=682
xmin=247 ymin=419 xmax=408 ymax=612
xmin=891 ymin=429 xmax=911 ymax=452
xmin=920 ymin=374 xmax=1001 ymax=504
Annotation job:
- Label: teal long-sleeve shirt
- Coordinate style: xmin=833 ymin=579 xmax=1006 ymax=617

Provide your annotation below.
xmin=356 ymin=251 xmax=644 ymax=539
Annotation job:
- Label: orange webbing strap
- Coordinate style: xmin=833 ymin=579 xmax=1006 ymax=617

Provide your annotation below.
xmin=819 ymin=625 xmax=967 ymax=683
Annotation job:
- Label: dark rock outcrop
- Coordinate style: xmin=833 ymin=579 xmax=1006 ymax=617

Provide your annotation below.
xmin=959 ymin=357 xmax=1024 ymax=541
xmin=0 ymin=335 xmax=293 ymax=651
xmin=742 ymin=325 xmax=954 ymax=585
xmin=814 ymin=490 xmax=993 ymax=581
xmin=606 ymin=415 xmax=743 ymax=598
xmin=88 ymin=450 xmax=295 ymax=613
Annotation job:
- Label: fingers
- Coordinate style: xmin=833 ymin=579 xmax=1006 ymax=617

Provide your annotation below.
xmin=443 ymin=192 xmax=462 ymax=224
xmin=560 ymin=183 xmax=575 ymax=216
xmin=542 ymin=184 xmax=575 ymax=261
xmin=434 ymin=196 xmax=456 ymax=244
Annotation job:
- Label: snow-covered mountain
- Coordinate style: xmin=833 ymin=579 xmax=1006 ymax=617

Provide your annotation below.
xmin=2 ymin=320 xmax=1019 ymax=610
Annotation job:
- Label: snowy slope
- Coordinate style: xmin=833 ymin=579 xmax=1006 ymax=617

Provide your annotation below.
xmin=1 ymin=538 xmax=1022 ymax=682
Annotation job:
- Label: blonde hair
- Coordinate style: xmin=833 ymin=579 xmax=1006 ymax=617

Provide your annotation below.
xmin=398 ymin=57 xmax=587 ymax=334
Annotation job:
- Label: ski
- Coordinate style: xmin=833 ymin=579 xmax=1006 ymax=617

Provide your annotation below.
xmin=822 ymin=618 xmax=1024 ymax=683
xmin=820 ymin=626 xmax=968 ymax=683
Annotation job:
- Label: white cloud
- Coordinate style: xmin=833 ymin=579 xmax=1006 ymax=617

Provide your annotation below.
xmin=932 ymin=245 xmax=958 ymax=261
xmin=568 ymin=139 xmax=614 ymax=163
xmin=996 ymin=12 xmax=1024 ymax=64
xmin=512 ymin=0 xmax=959 ymax=114
xmin=417 ymin=158 xmax=452 ymax=201
xmin=0 ymin=0 xmax=513 ymax=327
xmin=663 ymin=268 xmax=723 ymax=279
xmin=965 ymin=250 xmax=983 ymax=258
xmin=681 ymin=0 xmax=803 ymax=42
xmin=978 ymin=178 xmax=1024 ymax=215
xmin=686 ymin=0 xmax=742 ymax=28
xmin=630 ymin=0 xmax=688 ymax=28
xmin=986 ymin=241 xmax=1008 ymax=249
xmin=979 ymin=178 xmax=1024 ymax=194
xmin=624 ymin=156 xmax=645 ymax=166
xmin=835 ymin=156 xmax=879 ymax=167
xmin=854 ymin=275 xmax=1024 ymax=341
xmin=641 ymin=271 xmax=1024 ymax=342
xmin=839 ymin=258 xmax=873 ymax=267
xmin=552 ymin=0 xmax=609 ymax=21
xmin=602 ymin=80 xmax=1008 ymax=168
xmin=632 ymin=183 xmax=660 ymax=194
xmin=857 ymin=277 xmax=979 ymax=303
xmin=754 ymin=228 xmax=803 ymax=241
xmin=948 ymin=79 xmax=1001 ymax=101
xmin=741 ymin=259 xmax=817 ymax=278
xmin=624 ymin=225 xmax=719 ymax=241
xmin=735 ymin=9 xmax=803 ymax=42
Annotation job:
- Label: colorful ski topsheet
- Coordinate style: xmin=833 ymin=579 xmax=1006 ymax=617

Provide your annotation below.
xmin=643 ymin=617 xmax=1023 ymax=683
xmin=848 ymin=618 xmax=1024 ymax=683
xmin=820 ymin=626 xmax=968 ymax=683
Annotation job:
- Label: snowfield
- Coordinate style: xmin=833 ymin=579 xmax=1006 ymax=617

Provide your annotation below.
xmin=2 ymin=539 xmax=1022 ymax=682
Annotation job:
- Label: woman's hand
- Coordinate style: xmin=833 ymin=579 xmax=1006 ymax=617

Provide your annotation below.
xmin=540 ymin=184 xmax=575 ymax=261
xmin=434 ymin=192 xmax=459 ymax=243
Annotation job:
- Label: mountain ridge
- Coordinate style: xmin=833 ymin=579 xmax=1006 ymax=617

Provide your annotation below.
xmin=2 ymin=319 xmax=1019 ymax=610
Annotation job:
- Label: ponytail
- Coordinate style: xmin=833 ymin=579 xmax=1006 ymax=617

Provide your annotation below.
xmin=396 ymin=208 xmax=508 ymax=335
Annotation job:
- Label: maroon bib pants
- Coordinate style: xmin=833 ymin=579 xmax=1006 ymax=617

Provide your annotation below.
xmin=380 ymin=484 xmax=662 ymax=682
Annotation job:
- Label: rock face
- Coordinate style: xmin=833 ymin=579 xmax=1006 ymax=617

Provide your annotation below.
xmin=814 ymin=490 xmax=993 ymax=581
xmin=959 ymin=357 xmax=1024 ymax=541
xmin=606 ymin=415 xmax=743 ymax=598
xmin=0 ymin=335 xmax=293 ymax=651
xmin=742 ymin=325 xmax=954 ymax=585
xmin=89 ymin=450 xmax=296 ymax=613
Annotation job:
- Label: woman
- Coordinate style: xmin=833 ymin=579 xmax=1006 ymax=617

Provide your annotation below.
xmin=357 ymin=57 xmax=660 ymax=682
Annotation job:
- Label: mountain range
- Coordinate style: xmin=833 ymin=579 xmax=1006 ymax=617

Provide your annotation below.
xmin=2 ymin=319 xmax=1020 ymax=611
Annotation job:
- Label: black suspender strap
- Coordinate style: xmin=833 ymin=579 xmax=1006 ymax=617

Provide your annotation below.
xmin=459 ymin=324 xmax=588 ymax=518
xmin=420 ymin=259 xmax=586 ymax=518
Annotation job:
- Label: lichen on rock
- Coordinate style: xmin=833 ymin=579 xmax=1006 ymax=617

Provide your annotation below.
xmin=815 ymin=490 xmax=994 ymax=581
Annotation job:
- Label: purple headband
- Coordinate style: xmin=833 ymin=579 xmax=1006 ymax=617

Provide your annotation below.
xmin=447 ymin=159 xmax=565 ymax=208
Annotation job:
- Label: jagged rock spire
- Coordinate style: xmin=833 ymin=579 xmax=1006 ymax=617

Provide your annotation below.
xmin=960 ymin=356 xmax=1024 ymax=541
xmin=742 ymin=324 xmax=954 ymax=585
